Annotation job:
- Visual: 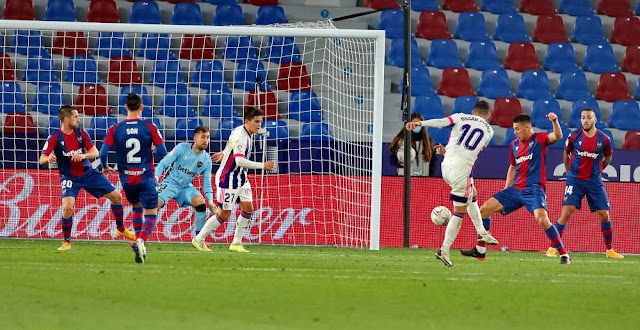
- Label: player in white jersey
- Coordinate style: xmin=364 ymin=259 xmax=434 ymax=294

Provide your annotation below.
xmin=406 ymin=100 xmax=498 ymax=266
xmin=193 ymin=107 xmax=275 ymax=252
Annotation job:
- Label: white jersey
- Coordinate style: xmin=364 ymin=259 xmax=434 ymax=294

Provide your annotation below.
xmin=216 ymin=126 xmax=253 ymax=189
xmin=441 ymin=113 xmax=493 ymax=176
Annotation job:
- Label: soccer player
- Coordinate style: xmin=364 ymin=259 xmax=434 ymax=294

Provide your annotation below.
xmin=193 ymin=107 xmax=275 ymax=252
xmin=405 ymin=100 xmax=499 ymax=267
xmin=545 ymin=108 xmax=623 ymax=259
xmin=459 ymin=114 xmax=573 ymax=264
xmin=39 ymin=105 xmax=135 ymax=251
xmin=100 ymin=94 xmax=167 ymax=263
xmin=155 ymin=126 xmax=217 ymax=250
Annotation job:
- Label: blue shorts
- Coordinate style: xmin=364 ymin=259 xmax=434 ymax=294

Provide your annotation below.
xmin=562 ymin=178 xmax=610 ymax=212
xmin=122 ymin=179 xmax=159 ymax=210
xmin=493 ymin=186 xmax=547 ymax=216
xmin=158 ymin=181 xmax=201 ymax=208
xmin=61 ymin=170 xmax=116 ymax=199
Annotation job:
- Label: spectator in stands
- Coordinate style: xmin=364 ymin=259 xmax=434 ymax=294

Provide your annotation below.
xmin=388 ymin=113 xmax=440 ymax=176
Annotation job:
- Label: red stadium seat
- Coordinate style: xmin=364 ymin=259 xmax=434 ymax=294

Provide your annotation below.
xmin=364 ymin=0 xmax=400 ymax=9
xmin=504 ymin=42 xmax=541 ymax=72
xmin=0 ymin=54 xmax=15 ymax=81
xmin=623 ymin=45 xmax=640 ymax=74
xmin=107 ymin=56 xmax=143 ymax=86
xmin=598 ymin=0 xmax=633 ymax=17
xmin=533 ymin=15 xmax=569 ymax=44
xmin=3 ymin=112 xmax=36 ymax=134
xmin=416 ymin=11 xmax=452 ymax=40
xmin=520 ymin=0 xmax=556 ymax=15
xmin=610 ymin=17 xmax=640 ymax=46
xmin=595 ymin=72 xmax=633 ymax=102
xmin=246 ymin=90 xmax=280 ymax=120
xmin=442 ymin=0 xmax=478 ymax=12
xmin=622 ymin=130 xmax=640 ymax=149
xmin=52 ymin=31 xmax=90 ymax=57
xmin=245 ymin=0 xmax=280 ymax=5
xmin=277 ymin=62 xmax=311 ymax=91
xmin=438 ymin=67 xmax=475 ymax=98
xmin=1 ymin=0 xmax=35 ymax=20
xmin=75 ymin=84 xmax=112 ymax=116
xmin=87 ymin=0 xmax=120 ymax=23
xmin=490 ymin=97 xmax=522 ymax=128
xmin=180 ymin=34 xmax=215 ymax=60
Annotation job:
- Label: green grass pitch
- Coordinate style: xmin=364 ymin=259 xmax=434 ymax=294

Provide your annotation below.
xmin=1 ymin=239 xmax=638 ymax=330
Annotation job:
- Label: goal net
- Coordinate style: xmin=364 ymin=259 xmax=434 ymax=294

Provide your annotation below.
xmin=0 ymin=19 xmax=384 ymax=249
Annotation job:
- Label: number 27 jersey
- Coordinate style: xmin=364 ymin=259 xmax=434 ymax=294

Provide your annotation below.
xmin=442 ymin=113 xmax=494 ymax=175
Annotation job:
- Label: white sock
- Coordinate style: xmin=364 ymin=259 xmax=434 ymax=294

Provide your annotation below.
xmin=232 ymin=212 xmax=252 ymax=245
xmin=467 ymin=200 xmax=489 ymax=236
xmin=441 ymin=214 xmax=463 ymax=252
xmin=195 ymin=215 xmax=222 ymax=242
xmin=476 ymin=245 xmax=487 ymax=254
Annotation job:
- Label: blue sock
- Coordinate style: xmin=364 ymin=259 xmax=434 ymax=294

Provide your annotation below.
xmin=194 ymin=211 xmax=206 ymax=236
xmin=61 ymin=216 xmax=73 ymax=242
xmin=482 ymin=218 xmax=492 ymax=231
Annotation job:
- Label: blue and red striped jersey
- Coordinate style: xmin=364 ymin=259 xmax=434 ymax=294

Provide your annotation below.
xmin=42 ymin=128 xmax=96 ymax=178
xmin=510 ymin=133 xmax=552 ymax=190
xmin=565 ymin=129 xmax=612 ymax=182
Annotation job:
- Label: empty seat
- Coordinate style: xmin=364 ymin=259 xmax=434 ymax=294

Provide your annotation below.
xmin=412 ymin=0 xmax=439 ymax=11
xmin=426 ymin=39 xmax=462 ymax=69
xmin=520 ymin=0 xmax=556 ymax=15
xmin=478 ymin=68 xmax=513 ymax=99
xmin=543 ymin=43 xmax=579 ymax=73
xmin=569 ymin=96 xmax=606 ymax=128
xmin=0 ymin=54 xmax=15 ymax=81
xmin=610 ymin=17 xmax=640 ymax=46
xmin=75 ymin=84 xmax=111 ymax=116
xmin=454 ymin=12 xmax=490 ymax=42
xmin=137 ymin=33 xmax=174 ymax=60
xmin=190 ymin=59 xmax=226 ymax=91
xmin=0 ymin=82 xmax=26 ymax=113
xmin=175 ymin=118 xmax=204 ymax=140
xmin=364 ymin=0 xmax=400 ymax=10
xmin=427 ymin=126 xmax=452 ymax=145
xmin=412 ymin=95 xmax=444 ymax=120
xmin=11 ymin=30 xmax=47 ymax=57
xmin=202 ymin=87 xmax=237 ymax=118
xmin=416 ymin=11 xmax=452 ymax=40
xmin=3 ymin=112 xmax=36 ymax=134
xmin=224 ymin=36 xmax=258 ymax=61
xmin=118 ymin=85 xmax=153 ymax=117
xmin=596 ymin=73 xmax=632 ymax=102
xmin=180 ymin=34 xmax=214 ymax=60
xmin=377 ymin=9 xmax=403 ymax=39
xmin=556 ymin=71 xmax=591 ymax=101
xmin=517 ymin=70 xmax=551 ymax=101
xmin=64 ymin=55 xmax=101 ymax=86
xmin=255 ymin=5 xmax=288 ymax=25
xmin=609 ymin=100 xmax=640 ymax=130
xmin=246 ymin=90 xmax=280 ymax=120
xmin=107 ymin=56 xmax=142 ymax=86
xmin=598 ymin=0 xmax=633 ymax=17
xmin=2 ymin=0 xmax=35 ymax=20
xmin=442 ymin=0 xmax=478 ymax=12
xmin=533 ymin=15 xmax=569 ymax=44
xmin=245 ymin=0 xmax=279 ymax=5
xmin=504 ymin=42 xmax=541 ymax=72
xmin=623 ymin=45 xmax=640 ymax=74
xmin=264 ymin=37 xmax=302 ymax=64
xmin=263 ymin=120 xmax=289 ymax=140
xmin=600 ymin=129 xmax=616 ymax=149
xmin=288 ymin=90 xmax=323 ymax=123
xmin=490 ymin=97 xmax=522 ymax=128
xmin=214 ymin=118 xmax=244 ymax=140
xmin=502 ymin=127 xmax=517 ymax=145
xmin=572 ymin=16 xmax=607 ymax=45
xmin=87 ymin=0 xmax=120 ymax=23
xmin=96 ymin=32 xmax=132 ymax=58
xmin=465 ymin=41 xmax=500 ymax=71
xmin=151 ymin=59 xmax=185 ymax=87
xmin=547 ymin=122 xmax=571 ymax=147
xmin=387 ymin=38 xmax=422 ymax=68
xmin=52 ymin=31 xmax=89 ymax=57
xmin=398 ymin=65 xmax=436 ymax=96
xmin=32 ymin=83 xmax=66 ymax=115
xmin=87 ymin=115 xmax=117 ymax=140
xmin=300 ymin=123 xmax=333 ymax=141
xmin=171 ymin=2 xmax=202 ymax=25
xmin=493 ymin=13 xmax=530 ymax=43
xmin=277 ymin=62 xmax=311 ymax=91
xmin=622 ymin=130 xmax=640 ymax=149
xmin=162 ymin=84 xmax=197 ymax=117
xmin=213 ymin=4 xmax=245 ymax=26
xmin=129 ymin=1 xmax=161 ymax=24
xmin=438 ymin=67 xmax=475 ymax=97
xmin=452 ymin=96 xmax=478 ymax=114
xmin=583 ymin=43 xmax=620 ymax=73
xmin=559 ymin=0 xmax=595 ymax=16
xmin=44 ymin=0 xmax=77 ymax=22
xmin=234 ymin=59 xmax=269 ymax=91
xmin=482 ymin=0 xmax=517 ymax=14
xmin=23 ymin=56 xmax=59 ymax=83
xmin=531 ymin=97 xmax=562 ymax=129
xmin=635 ymin=79 xmax=640 ymax=100
xmin=637 ymin=1 xmax=640 ymax=15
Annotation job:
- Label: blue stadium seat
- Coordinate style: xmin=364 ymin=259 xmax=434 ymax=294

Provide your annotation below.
xmin=517 ymin=70 xmax=551 ymax=100
xmin=377 ymin=9 xmax=404 ymax=39
xmin=214 ymin=118 xmax=243 ymax=140
xmin=288 ymin=91 xmax=323 ymax=123
xmin=171 ymin=2 xmax=202 ymax=25
xmin=64 ymin=55 xmax=101 ymax=85
xmin=263 ymin=120 xmax=290 ymax=140
xmin=412 ymin=95 xmax=444 ymax=120
xmin=175 ymin=118 xmax=204 ymax=141
xmin=583 ymin=43 xmax=620 ymax=74
xmin=493 ymin=13 xmax=530 ymax=43
xmin=503 ymin=127 xmax=516 ymax=145
xmin=118 ymin=85 xmax=153 ymax=117
xmin=569 ymin=96 xmax=606 ymax=128
xmin=609 ymin=100 xmax=640 ymax=130
xmin=48 ymin=116 xmax=61 ymax=135
xmin=190 ymin=59 xmax=226 ymax=90
xmin=129 ymin=1 xmax=161 ymax=24
xmin=547 ymin=122 xmax=571 ymax=148
xmin=399 ymin=65 xmax=436 ymax=97
xmin=300 ymin=122 xmax=333 ymax=141
xmin=599 ymin=129 xmax=616 ymax=149
xmin=144 ymin=117 xmax=163 ymax=137
xmin=427 ymin=126 xmax=452 ymax=145
xmin=637 ymin=1 xmax=640 ymax=15
xmin=255 ymin=5 xmax=288 ymax=25
xmin=32 ymin=83 xmax=67 ymax=115
xmin=635 ymin=80 xmax=640 ymax=100
xmin=96 ymin=32 xmax=132 ymax=58
xmin=213 ymin=4 xmax=245 ymax=26
xmin=556 ymin=71 xmax=590 ymax=101
xmin=224 ymin=36 xmax=258 ymax=61
xmin=203 ymin=0 xmax=238 ymax=4
xmin=234 ymin=59 xmax=269 ymax=91
xmin=11 ymin=30 xmax=47 ymax=57
xmin=387 ymin=37 xmax=422 ymax=68
xmin=426 ymin=39 xmax=462 ymax=69
xmin=452 ymin=96 xmax=479 ymax=114
xmin=543 ymin=43 xmax=579 ymax=73
xmin=23 ymin=56 xmax=59 ymax=83
xmin=44 ymin=0 xmax=77 ymax=22
xmin=137 ymin=33 xmax=174 ymax=60
xmin=411 ymin=0 xmax=439 ymax=11
xmin=202 ymin=87 xmax=237 ymax=118
xmin=162 ymin=84 xmax=197 ymax=118
xmin=0 ymin=82 xmax=25 ymax=113
xmin=263 ymin=37 xmax=302 ymax=63
xmin=531 ymin=97 xmax=562 ymax=129
xmin=465 ymin=41 xmax=501 ymax=71
xmin=559 ymin=0 xmax=595 ymax=16
xmin=477 ymin=68 xmax=513 ymax=99
xmin=151 ymin=59 xmax=185 ymax=87
xmin=86 ymin=115 xmax=118 ymax=140
xmin=482 ymin=0 xmax=517 ymax=14
xmin=571 ymin=16 xmax=607 ymax=45
xmin=454 ymin=12 xmax=490 ymax=42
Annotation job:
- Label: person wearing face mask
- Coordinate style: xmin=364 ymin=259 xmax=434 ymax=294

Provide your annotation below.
xmin=388 ymin=113 xmax=439 ymax=176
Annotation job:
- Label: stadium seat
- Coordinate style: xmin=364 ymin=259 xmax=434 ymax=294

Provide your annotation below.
xmin=481 ymin=0 xmax=517 ymax=14
xmin=107 ymin=56 xmax=142 ymax=86
xmin=2 ymin=0 xmax=35 ymax=20
xmin=214 ymin=118 xmax=243 ymax=140
xmin=129 ymin=1 xmax=161 ymax=24
xmin=533 ymin=15 xmax=569 ymax=44
xmin=64 ymin=55 xmax=101 ymax=86
xmin=387 ymin=38 xmax=422 ymax=68
xmin=598 ymin=0 xmax=633 ymax=17
xmin=493 ymin=13 xmax=530 ymax=43
xmin=452 ymin=96 xmax=478 ymax=114
xmin=32 ymin=83 xmax=67 ymax=115
xmin=504 ymin=42 xmax=541 ymax=72
xmin=87 ymin=0 xmax=120 ymax=23
xmin=412 ymin=0 xmax=439 ymax=11
xmin=277 ymin=62 xmax=311 ymax=91
xmin=543 ymin=43 xmax=579 ymax=73
xmin=300 ymin=122 xmax=333 ymax=142
xmin=438 ymin=67 xmax=475 ymax=98
xmin=44 ymin=0 xmax=77 ymax=22
xmin=415 ymin=11 xmax=452 ymax=40
xmin=427 ymin=126 xmax=452 ymax=145
xmin=637 ymin=1 xmax=640 ymax=15
xmin=288 ymin=91 xmax=323 ymax=123
xmin=600 ymin=129 xmax=616 ymax=149
xmin=167 ymin=0 xmax=197 ymax=3
xmin=264 ymin=37 xmax=302 ymax=64
xmin=454 ymin=12 xmax=490 ymax=42
xmin=364 ymin=0 xmax=400 ymax=10
xmin=569 ymin=96 xmax=606 ymax=128
xmin=96 ymin=32 xmax=132 ymax=58
xmin=555 ymin=71 xmax=590 ymax=101
xmin=180 ymin=34 xmax=214 ymax=60
xmin=398 ymin=65 xmax=437 ymax=97
xmin=377 ymin=10 xmax=403 ymax=39
xmin=11 ymin=30 xmax=47 ymax=57
xmin=255 ymin=5 xmax=288 ymax=25
xmin=162 ymin=84 xmax=197 ymax=118
xmin=609 ymin=100 xmax=640 ymax=130
xmin=86 ymin=115 xmax=117 ymax=140
xmin=490 ymin=97 xmax=522 ymax=128
xmin=595 ymin=73 xmax=632 ymax=102
xmin=202 ymin=87 xmax=237 ymax=118
xmin=75 ymin=84 xmax=111 ymax=116
xmin=263 ymin=120 xmax=289 ymax=140
xmin=190 ymin=59 xmax=226 ymax=91
xmin=635 ymin=80 xmax=640 ymax=100
xmin=171 ymin=2 xmax=202 ymax=25
xmin=622 ymin=130 xmax=640 ymax=149
xmin=118 ymin=85 xmax=153 ymax=117
xmin=234 ymin=59 xmax=269 ymax=91
xmin=52 ymin=31 xmax=89 ymax=57
xmin=3 ymin=112 xmax=36 ymax=134
xmin=531 ymin=97 xmax=563 ymax=130
xmin=137 ymin=33 xmax=174 ymax=60
xmin=426 ymin=39 xmax=462 ymax=69
xmin=571 ymin=16 xmax=607 ymax=45
xmin=246 ymin=90 xmax=280 ymax=120
xmin=465 ymin=41 xmax=500 ymax=71
xmin=151 ymin=59 xmax=185 ymax=87
xmin=442 ymin=0 xmax=478 ymax=12
xmin=517 ymin=70 xmax=551 ymax=101
xmin=224 ymin=36 xmax=258 ymax=61
xmin=412 ymin=95 xmax=444 ymax=120
xmin=547 ymin=122 xmax=571 ymax=147
xmin=502 ymin=127 xmax=516 ymax=145
xmin=213 ymin=4 xmax=245 ymax=26
xmin=175 ymin=118 xmax=203 ymax=140
xmin=0 ymin=82 xmax=25 ymax=113
xmin=520 ymin=0 xmax=556 ymax=15
xmin=559 ymin=0 xmax=595 ymax=16
xmin=623 ymin=45 xmax=640 ymax=74
xmin=47 ymin=116 xmax=61 ymax=135
xmin=23 ymin=56 xmax=59 ymax=83
xmin=477 ymin=68 xmax=513 ymax=99
xmin=0 ymin=54 xmax=15 ymax=81
xmin=610 ymin=17 xmax=640 ymax=46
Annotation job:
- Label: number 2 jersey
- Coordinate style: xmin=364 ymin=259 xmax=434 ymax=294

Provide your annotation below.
xmin=442 ymin=113 xmax=494 ymax=177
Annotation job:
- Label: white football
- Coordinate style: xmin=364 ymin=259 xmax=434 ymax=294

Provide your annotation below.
xmin=431 ymin=206 xmax=451 ymax=226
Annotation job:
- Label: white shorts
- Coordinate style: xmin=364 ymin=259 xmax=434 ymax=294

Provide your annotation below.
xmin=216 ymin=182 xmax=253 ymax=210
xmin=441 ymin=165 xmax=474 ymax=204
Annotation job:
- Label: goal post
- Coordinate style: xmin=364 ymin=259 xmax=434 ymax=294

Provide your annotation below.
xmin=0 ymin=19 xmax=385 ymax=250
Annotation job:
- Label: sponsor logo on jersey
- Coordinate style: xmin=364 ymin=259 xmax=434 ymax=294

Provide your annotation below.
xmin=178 ymin=165 xmax=196 ymax=177
xmin=62 ymin=149 xmax=83 ymax=157
xmin=124 ymin=169 xmax=146 ymax=176
xmin=515 ymin=154 xmax=533 ymax=164
xmin=576 ymin=150 xmax=599 ymax=159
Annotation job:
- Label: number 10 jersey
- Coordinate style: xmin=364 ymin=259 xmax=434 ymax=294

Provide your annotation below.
xmin=442 ymin=113 xmax=494 ymax=177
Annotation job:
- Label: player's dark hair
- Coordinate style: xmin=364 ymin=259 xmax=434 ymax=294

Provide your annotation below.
xmin=581 ymin=107 xmax=597 ymax=116
xmin=193 ymin=126 xmax=209 ymax=136
xmin=513 ymin=114 xmax=531 ymax=124
xmin=126 ymin=93 xmax=142 ymax=111
xmin=58 ymin=105 xmax=76 ymax=121
xmin=388 ymin=112 xmax=435 ymax=163
xmin=244 ymin=106 xmax=264 ymax=121
xmin=473 ymin=100 xmax=491 ymax=115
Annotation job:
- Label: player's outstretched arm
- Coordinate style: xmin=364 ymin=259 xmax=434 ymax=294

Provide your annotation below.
xmin=211 ymin=152 xmax=224 ymax=163
xmin=547 ymin=113 xmax=562 ymax=144
xmin=405 ymin=118 xmax=451 ymax=131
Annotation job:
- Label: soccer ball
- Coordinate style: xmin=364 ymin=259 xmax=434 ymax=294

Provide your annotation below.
xmin=431 ymin=206 xmax=451 ymax=226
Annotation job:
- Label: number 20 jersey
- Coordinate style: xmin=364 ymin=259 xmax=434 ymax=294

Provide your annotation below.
xmin=442 ymin=113 xmax=494 ymax=176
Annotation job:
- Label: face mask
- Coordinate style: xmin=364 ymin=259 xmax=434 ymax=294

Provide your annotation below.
xmin=412 ymin=126 xmax=422 ymax=134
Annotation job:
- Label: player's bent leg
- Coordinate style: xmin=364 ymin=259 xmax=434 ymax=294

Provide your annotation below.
xmin=536 ymin=209 xmax=571 ymax=264
xmin=193 ymin=209 xmax=229 ymax=249
xmin=546 ymin=205 xmax=576 ymax=257
xmin=230 ymin=202 xmax=253 ymax=253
